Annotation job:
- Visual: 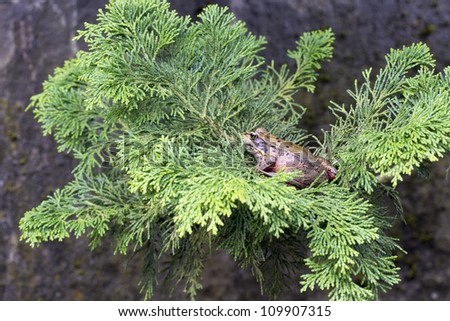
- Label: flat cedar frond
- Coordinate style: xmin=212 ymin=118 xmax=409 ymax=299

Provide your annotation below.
xmin=326 ymin=43 xmax=450 ymax=192
xmin=20 ymin=0 xmax=449 ymax=300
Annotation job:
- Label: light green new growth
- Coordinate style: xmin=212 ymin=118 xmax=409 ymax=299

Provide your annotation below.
xmin=326 ymin=45 xmax=450 ymax=192
xmin=20 ymin=0 xmax=449 ymax=300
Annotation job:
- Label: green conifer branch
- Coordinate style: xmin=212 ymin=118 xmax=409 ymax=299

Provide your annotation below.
xmin=287 ymin=28 xmax=335 ymax=92
xmin=325 ymin=44 xmax=450 ymax=192
xmin=20 ymin=0 xmax=449 ymax=301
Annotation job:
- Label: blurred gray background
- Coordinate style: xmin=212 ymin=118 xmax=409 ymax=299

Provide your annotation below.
xmin=1 ymin=0 xmax=449 ymax=300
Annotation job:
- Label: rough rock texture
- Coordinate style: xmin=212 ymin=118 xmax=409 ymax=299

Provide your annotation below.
xmin=0 ymin=0 xmax=449 ymax=300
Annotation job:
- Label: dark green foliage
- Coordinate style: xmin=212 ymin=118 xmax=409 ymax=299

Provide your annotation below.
xmin=20 ymin=0 xmax=449 ymax=300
